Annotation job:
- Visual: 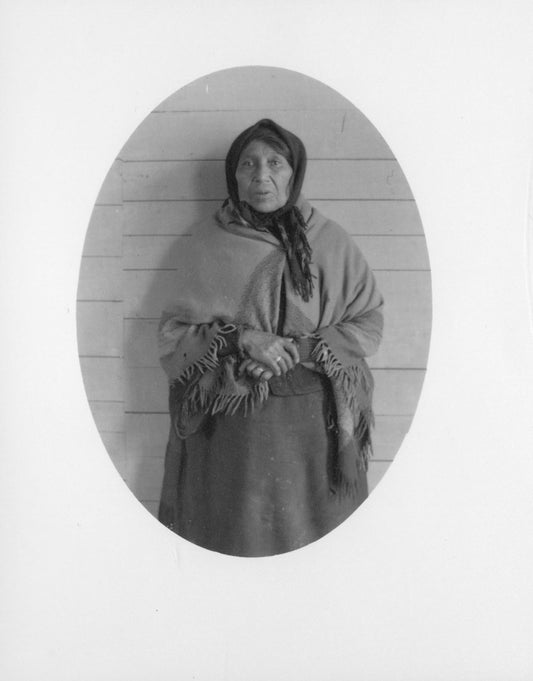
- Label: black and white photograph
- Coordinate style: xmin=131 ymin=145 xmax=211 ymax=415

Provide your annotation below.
xmin=3 ymin=3 xmax=533 ymax=680
xmin=77 ymin=66 xmax=431 ymax=556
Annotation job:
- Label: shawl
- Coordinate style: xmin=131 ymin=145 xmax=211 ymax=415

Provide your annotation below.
xmin=158 ymin=196 xmax=384 ymax=494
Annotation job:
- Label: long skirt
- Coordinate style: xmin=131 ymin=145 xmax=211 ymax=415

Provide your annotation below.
xmin=158 ymin=379 xmax=368 ymax=557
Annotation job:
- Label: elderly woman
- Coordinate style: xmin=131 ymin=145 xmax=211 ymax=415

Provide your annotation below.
xmin=157 ymin=119 xmax=384 ymax=557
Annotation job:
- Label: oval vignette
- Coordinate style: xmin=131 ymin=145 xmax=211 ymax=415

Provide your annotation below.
xmin=76 ymin=65 xmax=432 ymax=545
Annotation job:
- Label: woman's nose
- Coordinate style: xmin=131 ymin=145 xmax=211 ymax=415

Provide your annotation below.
xmin=253 ymin=162 xmax=270 ymax=181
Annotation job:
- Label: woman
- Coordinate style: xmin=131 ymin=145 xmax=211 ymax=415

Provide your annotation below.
xmin=158 ymin=119 xmax=384 ymax=557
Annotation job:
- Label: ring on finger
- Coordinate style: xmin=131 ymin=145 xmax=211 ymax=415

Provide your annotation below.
xmin=275 ymin=356 xmax=283 ymax=363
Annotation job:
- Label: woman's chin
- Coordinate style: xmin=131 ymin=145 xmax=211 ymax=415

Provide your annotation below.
xmin=249 ymin=198 xmax=283 ymax=213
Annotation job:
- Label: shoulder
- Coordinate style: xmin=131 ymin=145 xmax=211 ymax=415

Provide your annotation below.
xmin=305 ymin=203 xmax=360 ymax=257
xmin=302 ymin=202 xmax=374 ymax=283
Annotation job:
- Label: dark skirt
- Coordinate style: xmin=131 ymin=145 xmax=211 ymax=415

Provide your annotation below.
xmin=158 ymin=374 xmax=368 ymax=557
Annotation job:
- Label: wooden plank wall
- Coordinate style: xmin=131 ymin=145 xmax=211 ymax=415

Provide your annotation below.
xmin=77 ymin=67 xmax=431 ymax=520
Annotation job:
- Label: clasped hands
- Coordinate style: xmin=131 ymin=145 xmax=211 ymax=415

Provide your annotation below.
xmin=238 ymin=329 xmax=300 ymax=382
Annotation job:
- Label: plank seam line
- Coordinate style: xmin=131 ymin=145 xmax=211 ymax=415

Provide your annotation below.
xmin=79 ymin=355 xmax=123 ymax=359
xmin=121 ymin=198 xmax=416 ymax=203
xmin=123 ymin=233 xmax=424 ymax=238
xmin=151 ymin=108 xmax=378 ymax=113
xmin=120 ymin=157 xmax=397 ymax=163
xmin=88 ymin=399 xmax=125 ymax=404
xmin=122 ymin=365 xmax=428 ymax=371
xmin=125 ymin=411 xmax=419 ymax=416
xmin=77 ymin=299 xmax=124 ymax=303
xmin=122 ymin=267 xmax=430 ymax=273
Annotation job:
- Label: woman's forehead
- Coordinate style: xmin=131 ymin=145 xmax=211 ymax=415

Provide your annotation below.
xmin=239 ymin=140 xmax=287 ymax=158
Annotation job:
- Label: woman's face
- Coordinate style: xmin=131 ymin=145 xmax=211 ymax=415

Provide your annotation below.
xmin=235 ymin=140 xmax=293 ymax=213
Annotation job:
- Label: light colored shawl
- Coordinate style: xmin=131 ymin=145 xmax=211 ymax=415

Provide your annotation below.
xmin=159 ymin=196 xmax=384 ymax=493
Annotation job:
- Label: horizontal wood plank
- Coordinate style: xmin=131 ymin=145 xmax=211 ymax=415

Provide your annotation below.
xmin=313 ymin=200 xmax=423 ymax=235
xmin=94 ymin=161 xmax=122 ymax=205
xmin=100 ymin=431 xmax=126 ymax=477
xmin=125 ymin=413 xmax=170 ymax=459
xmin=141 ymin=501 xmax=159 ymax=517
xmin=127 ymin=456 xmax=164 ymax=501
xmin=373 ymin=415 xmax=413 ymax=460
xmin=356 ymin=236 xmax=429 ymax=270
xmin=124 ymin=367 xmax=425 ymax=416
xmin=123 ymin=319 xmax=156 ymax=367
xmin=77 ymin=257 xmax=122 ymax=301
xmin=110 ymin=455 xmax=128 ymax=483
xmin=367 ymin=461 xmax=392 ymax=493
xmin=372 ymin=271 xmax=432 ymax=368
xmin=374 ymin=369 xmax=426 ymax=416
xmin=122 ymin=199 xmax=423 ymax=237
xmin=82 ymin=206 xmax=123 ymax=256
xmin=88 ymin=401 xmax=125 ymax=433
xmin=77 ymin=302 xmax=123 ymax=356
xmin=154 ymin=67 xmax=354 ymax=112
xmin=123 ymin=201 xmax=218 ymax=235
xmin=121 ymin=234 xmax=428 ymax=271
xmin=122 ymin=160 xmax=412 ymax=202
xmin=80 ymin=357 xmax=123 ymax=402
xmin=119 ymin=110 xmax=394 ymax=161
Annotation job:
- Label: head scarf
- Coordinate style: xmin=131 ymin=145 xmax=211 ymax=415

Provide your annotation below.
xmin=225 ymin=119 xmax=314 ymax=302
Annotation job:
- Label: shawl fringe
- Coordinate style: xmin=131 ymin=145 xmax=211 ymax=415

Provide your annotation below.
xmin=171 ymin=323 xmax=270 ymax=438
xmin=311 ymin=337 xmax=375 ymax=495
xmin=175 ymin=323 xmax=237 ymax=385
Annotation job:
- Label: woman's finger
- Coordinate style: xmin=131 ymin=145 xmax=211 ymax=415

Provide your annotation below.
xmin=260 ymin=354 xmax=282 ymax=376
xmin=274 ymin=354 xmax=291 ymax=375
xmin=238 ymin=359 xmax=255 ymax=376
xmin=282 ymin=338 xmax=300 ymax=364
xmin=256 ymin=367 xmax=273 ymax=381
xmin=252 ymin=365 xmax=266 ymax=379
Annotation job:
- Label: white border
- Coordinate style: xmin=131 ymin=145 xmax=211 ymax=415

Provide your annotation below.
xmin=2 ymin=2 xmax=533 ymax=680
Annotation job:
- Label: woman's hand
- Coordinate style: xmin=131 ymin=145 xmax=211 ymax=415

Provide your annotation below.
xmin=238 ymin=358 xmax=274 ymax=382
xmin=240 ymin=329 xmax=300 ymax=376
